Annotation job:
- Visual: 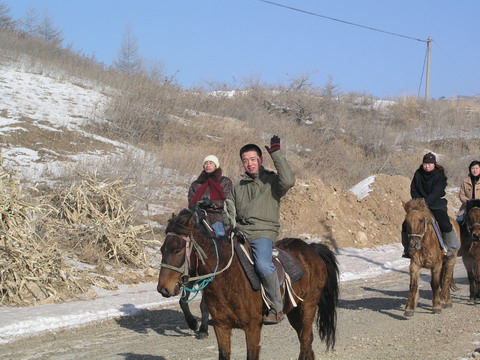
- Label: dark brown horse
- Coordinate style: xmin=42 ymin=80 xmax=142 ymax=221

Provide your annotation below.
xmin=460 ymin=199 xmax=480 ymax=304
xmin=157 ymin=209 xmax=339 ymax=360
xmin=402 ymin=199 xmax=460 ymax=317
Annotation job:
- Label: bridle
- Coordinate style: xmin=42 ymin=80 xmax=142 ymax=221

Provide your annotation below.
xmin=160 ymin=228 xmax=235 ymax=286
xmin=466 ymin=206 xmax=480 ymax=242
xmin=407 ymin=210 xmax=428 ymax=250
xmin=160 ymin=232 xmax=209 ymax=284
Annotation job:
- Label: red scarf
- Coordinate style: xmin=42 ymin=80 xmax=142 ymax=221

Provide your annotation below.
xmin=189 ymin=170 xmax=225 ymax=207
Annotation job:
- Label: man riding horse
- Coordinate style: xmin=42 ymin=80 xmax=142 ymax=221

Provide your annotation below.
xmin=225 ymin=135 xmax=295 ymax=324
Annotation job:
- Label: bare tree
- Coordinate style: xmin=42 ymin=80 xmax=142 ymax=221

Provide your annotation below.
xmin=21 ymin=6 xmax=39 ymax=35
xmin=36 ymin=9 xmax=63 ymax=45
xmin=0 ymin=1 xmax=17 ymax=30
xmin=114 ymin=23 xmax=143 ymax=75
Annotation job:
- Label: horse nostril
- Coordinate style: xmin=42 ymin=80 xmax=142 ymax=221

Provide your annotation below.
xmin=158 ymin=287 xmax=171 ymax=297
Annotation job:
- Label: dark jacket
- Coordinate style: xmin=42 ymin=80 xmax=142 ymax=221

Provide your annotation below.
xmin=410 ymin=166 xmax=447 ymax=211
xmin=227 ymin=150 xmax=295 ymax=242
xmin=188 ymin=168 xmax=232 ymax=223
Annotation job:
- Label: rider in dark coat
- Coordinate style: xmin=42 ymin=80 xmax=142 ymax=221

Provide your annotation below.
xmin=402 ymin=152 xmax=458 ymax=258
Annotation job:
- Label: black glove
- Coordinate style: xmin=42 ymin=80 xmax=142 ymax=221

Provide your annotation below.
xmin=190 ymin=204 xmax=202 ymax=213
xmin=265 ymin=135 xmax=280 ymax=154
xmin=197 ymin=199 xmax=212 ymax=208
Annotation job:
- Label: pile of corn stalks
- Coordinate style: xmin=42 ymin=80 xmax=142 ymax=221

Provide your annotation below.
xmin=0 ymin=167 xmax=86 ymax=306
xmin=45 ymin=172 xmax=150 ymax=267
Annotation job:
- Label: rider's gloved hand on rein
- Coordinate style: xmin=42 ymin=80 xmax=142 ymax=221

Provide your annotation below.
xmin=197 ymin=199 xmax=212 ymax=208
xmin=265 ymin=135 xmax=281 ymax=154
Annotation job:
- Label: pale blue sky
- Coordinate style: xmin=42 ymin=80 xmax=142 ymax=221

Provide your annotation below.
xmin=6 ymin=0 xmax=480 ymax=99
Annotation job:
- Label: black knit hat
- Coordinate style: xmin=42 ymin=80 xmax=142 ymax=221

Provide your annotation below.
xmin=422 ymin=152 xmax=436 ymax=164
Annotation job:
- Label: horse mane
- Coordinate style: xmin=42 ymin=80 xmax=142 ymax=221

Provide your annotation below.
xmin=166 ymin=209 xmax=193 ymax=236
xmin=404 ymin=198 xmax=434 ymax=220
xmin=466 ymin=199 xmax=480 ymax=211
xmin=165 ymin=209 xmax=213 ymax=238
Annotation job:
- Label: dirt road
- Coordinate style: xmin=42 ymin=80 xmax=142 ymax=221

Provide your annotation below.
xmin=1 ymin=262 xmax=479 ymax=360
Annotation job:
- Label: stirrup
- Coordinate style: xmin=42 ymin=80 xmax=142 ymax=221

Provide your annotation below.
xmin=444 ymin=251 xmax=455 ymax=260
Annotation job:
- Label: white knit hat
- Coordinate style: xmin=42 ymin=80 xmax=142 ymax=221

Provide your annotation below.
xmin=203 ymin=155 xmax=219 ymax=168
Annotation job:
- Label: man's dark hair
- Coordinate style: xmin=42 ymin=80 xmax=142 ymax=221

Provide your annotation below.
xmin=239 ymin=144 xmax=262 ymax=158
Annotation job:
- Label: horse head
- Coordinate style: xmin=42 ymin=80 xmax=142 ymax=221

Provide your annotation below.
xmin=466 ymin=199 xmax=480 ymax=242
xmin=157 ymin=209 xmax=196 ymax=297
xmin=403 ymin=199 xmax=433 ymax=250
xmin=157 ymin=209 xmax=219 ymax=298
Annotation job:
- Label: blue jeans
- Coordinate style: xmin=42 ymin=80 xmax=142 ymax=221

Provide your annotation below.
xmin=249 ymin=238 xmax=275 ymax=276
xmin=211 ymin=221 xmax=225 ymax=237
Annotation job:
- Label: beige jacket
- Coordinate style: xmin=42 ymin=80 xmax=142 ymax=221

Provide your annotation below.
xmin=458 ymin=175 xmax=480 ymax=215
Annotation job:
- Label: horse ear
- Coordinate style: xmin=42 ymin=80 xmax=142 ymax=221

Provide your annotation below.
xmin=402 ymin=200 xmax=408 ymax=212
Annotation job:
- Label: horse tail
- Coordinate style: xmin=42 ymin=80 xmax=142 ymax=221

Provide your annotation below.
xmin=309 ymin=242 xmax=339 ymax=351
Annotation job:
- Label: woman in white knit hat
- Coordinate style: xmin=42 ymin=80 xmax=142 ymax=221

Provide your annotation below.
xmin=188 ymin=155 xmax=232 ymax=237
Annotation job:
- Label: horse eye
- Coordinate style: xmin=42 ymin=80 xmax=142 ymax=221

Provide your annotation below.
xmin=174 ymin=248 xmax=183 ymax=255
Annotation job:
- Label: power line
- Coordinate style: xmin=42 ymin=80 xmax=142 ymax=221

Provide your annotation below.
xmin=258 ymin=0 xmax=427 ymax=43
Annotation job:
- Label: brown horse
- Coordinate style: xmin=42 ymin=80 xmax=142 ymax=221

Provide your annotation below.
xmin=157 ymin=209 xmax=339 ymax=360
xmin=460 ymin=199 xmax=480 ymax=304
xmin=402 ymin=199 xmax=460 ymax=317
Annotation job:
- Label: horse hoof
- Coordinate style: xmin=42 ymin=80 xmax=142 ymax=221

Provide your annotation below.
xmin=404 ymin=311 xmax=414 ymax=317
xmin=442 ymin=303 xmax=452 ymax=309
xmin=467 ymin=298 xmax=475 ymax=304
xmin=195 ymin=331 xmax=208 ymax=340
xmin=432 ymin=308 xmax=442 ymax=314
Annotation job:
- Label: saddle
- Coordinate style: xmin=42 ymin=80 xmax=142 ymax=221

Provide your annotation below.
xmin=232 ymin=229 xmax=305 ymax=307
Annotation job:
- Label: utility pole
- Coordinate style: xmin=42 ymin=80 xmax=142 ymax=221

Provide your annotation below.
xmin=425 ymin=36 xmax=432 ymax=99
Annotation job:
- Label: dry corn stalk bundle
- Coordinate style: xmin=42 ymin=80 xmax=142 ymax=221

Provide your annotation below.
xmin=0 ymin=168 xmax=85 ymax=306
xmin=47 ymin=172 xmax=149 ymax=267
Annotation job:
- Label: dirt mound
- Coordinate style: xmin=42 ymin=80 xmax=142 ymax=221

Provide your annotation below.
xmin=280 ymin=174 xmax=459 ymax=249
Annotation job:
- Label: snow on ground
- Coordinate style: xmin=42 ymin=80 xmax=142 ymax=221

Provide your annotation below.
xmin=0 ymin=66 xmax=108 ymax=129
xmin=0 ymin=243 xmax=409 ymax=345
xmin=349 ymin=175 xmax=376 ymax=200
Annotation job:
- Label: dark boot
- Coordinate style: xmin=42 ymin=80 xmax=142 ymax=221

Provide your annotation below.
xmin=260 ymin=271 xmax=283 ymax=325
xmin=442 ymin=230 xmax=458 ymax=259
xmin=401 ymin=230 xmax=410 ymax=258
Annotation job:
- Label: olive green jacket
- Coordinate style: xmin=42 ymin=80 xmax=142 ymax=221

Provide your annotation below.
xmin=227 ymin=150 xmax=295 ymax=242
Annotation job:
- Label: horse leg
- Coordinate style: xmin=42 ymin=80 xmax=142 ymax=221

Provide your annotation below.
xmin=440 ymin=258 xmax=456 ymax=308
xmin=287 ymin=306 xmax=316 ymax=360
xmin=179 ymin=291 xmax=198 ymax=331
xmin=462 ymin=255 xmax=476 ymax=303
xmin=430 ymin=265 xmax=442 ymax=313
xmin=405 ymin=263 xmax=420 ymax=317
xmin=213 ymin=324 xmax=232 ymax=360
xmin=196 ymin=295 xmax=209 ymax=339
xmin=244 ymin=322 xmax=262 ymax=360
